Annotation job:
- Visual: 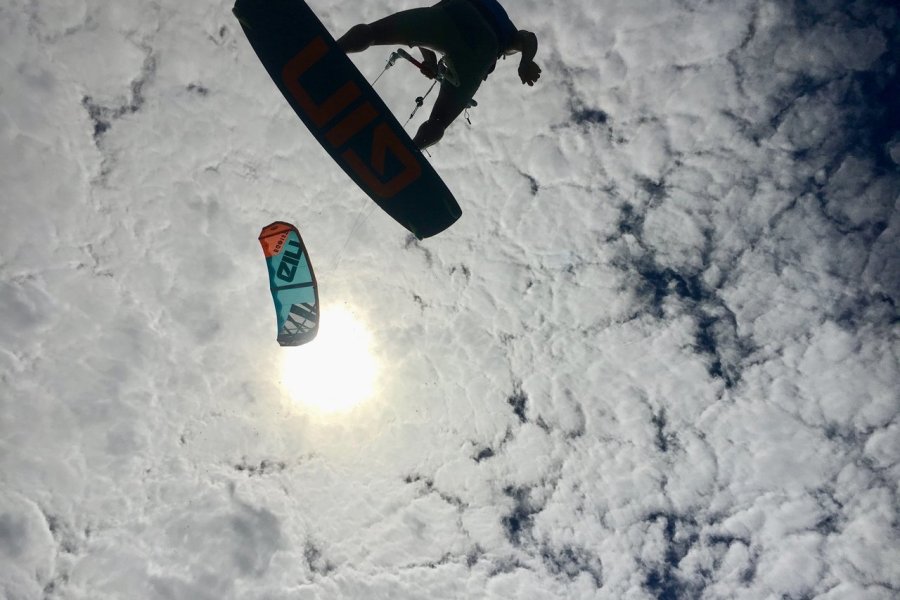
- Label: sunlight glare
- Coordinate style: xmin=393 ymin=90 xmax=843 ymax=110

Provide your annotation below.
xmin=280 ymin=305 xmax=378 ymax=414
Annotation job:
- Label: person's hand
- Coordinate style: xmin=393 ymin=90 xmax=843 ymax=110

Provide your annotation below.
xmin=518 ymin=60 xmax=541 ymax=86
xmin=419 ymin=48 xmax=438 ymax=80
xmin=419 ymin=62 xmax=437 ymax=79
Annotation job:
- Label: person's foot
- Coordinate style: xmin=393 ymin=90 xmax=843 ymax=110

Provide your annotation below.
xmin=413 ymin=119 xmax=445 ymax=149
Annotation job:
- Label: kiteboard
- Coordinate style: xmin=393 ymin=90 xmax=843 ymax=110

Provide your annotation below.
xmin=234 ymin=0 xmax=462 ymax=239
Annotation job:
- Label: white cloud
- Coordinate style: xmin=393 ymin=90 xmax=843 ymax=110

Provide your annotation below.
xmin=2 ymin=0 xmax=897 ymax=597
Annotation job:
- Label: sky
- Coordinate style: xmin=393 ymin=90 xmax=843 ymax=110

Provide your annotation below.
xmin=1 ymin=0 xmax=898 ymax=598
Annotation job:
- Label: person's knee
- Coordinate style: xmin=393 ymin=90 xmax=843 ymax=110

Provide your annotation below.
xmin=337 ymin=23 xmax=372 ymax=53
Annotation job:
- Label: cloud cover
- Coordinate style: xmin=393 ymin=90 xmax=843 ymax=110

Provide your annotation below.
xmin=1 ymin=0 xmax=897 ymax=598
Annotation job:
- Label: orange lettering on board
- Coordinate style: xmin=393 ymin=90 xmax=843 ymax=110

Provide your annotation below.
xmin=342 ymin=123 xmax=422 ymax=198
xmin=282 ymin=37 xmax=360 ymax=128
xmin=326 ymin=102 xmax=378 ymax=148
xmin=280 ymin=37 xmax=422 ymax=199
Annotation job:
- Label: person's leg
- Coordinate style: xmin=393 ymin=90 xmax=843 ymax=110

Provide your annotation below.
xmin=337 ymin=0 xmax=496 ymax=149
xmin=413 ymin=85 xmax=459 ymax=149
xmin=411 ymin=0 xmax=498 ymax=148
xmin=337 ymin=6 xmax=452 ymax=54
xmin=336 ymin=23 xmax=376 ymax=53
xmin=413 ymin=75 xmax=481 ymax=149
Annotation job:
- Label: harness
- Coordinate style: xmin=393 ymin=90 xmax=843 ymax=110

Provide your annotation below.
xmin=372 ymin=48 xmax=478 ymax=133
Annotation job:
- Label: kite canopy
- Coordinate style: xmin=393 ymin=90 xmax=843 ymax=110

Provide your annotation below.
xmin=259 ymin=222 xmax=319 ymax=346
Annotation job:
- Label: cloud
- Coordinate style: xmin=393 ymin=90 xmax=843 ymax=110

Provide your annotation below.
xmin=1 ymin=0 xmax=897 ymax=598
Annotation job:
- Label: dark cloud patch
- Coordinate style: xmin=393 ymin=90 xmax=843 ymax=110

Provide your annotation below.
xmin=650 ymin=409 xmax=678 ymax=454
xmin=303 ymin=540 xmax=334 ymax=576
xmin=643 ymin=513 xmax=700 ymax=600
xmin=774 ymin=2 xmax=900 ymax=213
xmin=541 ymin=544 xmax=603 ymax=587
xmin=404 ymin=474 xmax=465 ymax=507
xmin=693 ymin=305 xmax=750 ymax=388
xmin=853 ymin=57 xmax=900 ymax=173
xmin=207 ymin=24 xmax=231 ymax=46
xmin=521 ymin=172 xmax=540 ymax=195
xmin=472 ymin=428 xmax=516 ymax=464
xmin=233 ymin=458 xmax=286 ymax=477
xmin=43 ymin=573 xmax=70 ymax=598
xmin=473 ymin=447 xmax=494 ymax=462
xmin=403 ymin=234 xmax=435 ymax=267
xmin=466 ymin=545 xmax=484 ymax=567
xmin=572 ymin=107 xmax=608 ymax=127
xmin=825 ymin=61 xmax=900 ymax=190
xmin=616 ymin=203 xmax=644 ymax=238
xmin=613 ymin=201 xmax=749 ymax=386
xmin=790 ymin=0 xmax=831 ymax=30
xmin=814 ymin=512 xmax=840 ymax=536
xmin=607 ymin=202 xmax=645 ymax=241
xmin=422 ymin=552 xmax=455 ymax=569
xmin=766 ymin=74 xmax=828 ymax=138
xmin=448 ymin=263 xmax=471 ymax=282
xmin=552 ymin=54 xmax=612 ymax=134
xmin=404 ymin=473 xmax=430 ymax=485
xmin=737 ymin=6 xmax=758 ymax=51
xmin=704 ymin=532 xmax=757 ymax=587
xmin=634 ymin=262 xmax=705 ymax=311
xmin=487 ymin=557 xmax=529 ymax=577
xmin=82 ymin=98 xmax=111 ymax=139
xmin=706 ymin=533 xmax=750 ymax=547
xmin=564 ymin=407 xmax=587 ymax=440
xmin=81 ymin=52 xmax=157 ymax=144
xmin=812 ymin=488 xmax=844 ymax=537
xmin=638 ymin=177 xmax=667 ymax=201
xmin=430 ymin=482 xmax=465 ymax=508
xmin=507 ymin=383 xmax=528 ymax=423
xmin=41 ymin=511 xmax=79 ymax=555
xmin=694 ymin=315 xmax=725 ymax=380
xmin=187 ymin=83 xmax=209 ymax=96
xmin=501 ymin=486 xmax=541 ymax=546
xmin=823 ymin=421 xmax=871 ymax=447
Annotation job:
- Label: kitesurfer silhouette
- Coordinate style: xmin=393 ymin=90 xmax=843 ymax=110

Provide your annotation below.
xmin=337 ymin=0 xmax=541 ymax=149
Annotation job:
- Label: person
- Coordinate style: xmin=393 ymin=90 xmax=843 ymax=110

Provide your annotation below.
xmin=337 ymin=0 xmax=541 ymax=149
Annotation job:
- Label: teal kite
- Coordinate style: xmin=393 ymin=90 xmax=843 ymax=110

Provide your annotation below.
xmin=259 ymin=221 xmax=319 ymax=346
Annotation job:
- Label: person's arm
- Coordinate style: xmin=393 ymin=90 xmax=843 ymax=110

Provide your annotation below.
xmin=510 ymin=30 xmax=541 ymax=86
xmin=513 ymin=30 xmax=538 ymax=64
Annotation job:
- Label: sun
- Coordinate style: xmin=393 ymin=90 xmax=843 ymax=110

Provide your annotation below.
xmin=279 ymin=305 xmax=378 ymax=414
